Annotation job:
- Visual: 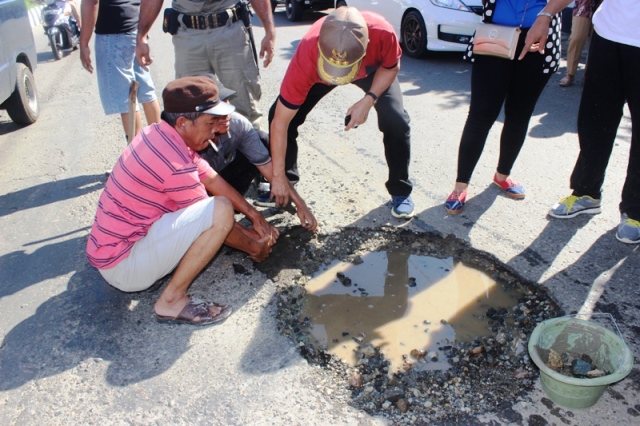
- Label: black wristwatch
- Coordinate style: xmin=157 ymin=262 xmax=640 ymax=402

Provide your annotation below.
xmin=365 ymin=91 xmax=378 ymax=104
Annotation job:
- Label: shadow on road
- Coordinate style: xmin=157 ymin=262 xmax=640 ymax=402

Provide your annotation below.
xmin=0 ymin=174 xmax=105 ymax=217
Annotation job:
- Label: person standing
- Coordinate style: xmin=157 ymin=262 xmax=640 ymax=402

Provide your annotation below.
xmin=80 ymin=0 xmax=161 ymax=142
xmin=266 ymin=6 xmax=415 ymax=219
xmin=444 ymin=0 xmax=571 ymax=215
xmin=550 ymin=0 xmax=640 ymax=244
xmin=135 ymin=0 xmax=275 ymax=130
xmin=559 ymin=0 xmax=599 ymax=87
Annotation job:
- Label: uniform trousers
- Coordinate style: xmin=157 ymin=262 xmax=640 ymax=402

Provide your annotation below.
xmin=173 ymin=21 xmax=262 ymax=129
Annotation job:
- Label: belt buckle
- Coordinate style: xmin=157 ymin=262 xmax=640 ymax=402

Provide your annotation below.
xmin=198 ymin=15 xmax=206 ymax=30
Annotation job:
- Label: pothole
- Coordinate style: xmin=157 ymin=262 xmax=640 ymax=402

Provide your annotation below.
xmin=262 ymin=227 xmax=562 ymax=423
xmin=301 ymin=250 xmax=529 ymax=373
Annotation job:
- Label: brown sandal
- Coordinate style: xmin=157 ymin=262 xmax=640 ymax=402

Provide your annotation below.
xmin=156 ymin=297 xmax=232 ymax=326
xmin=559 ymin=74 xmax=574 ymax=87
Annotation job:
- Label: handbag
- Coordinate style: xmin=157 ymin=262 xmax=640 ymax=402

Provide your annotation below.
xmin=473 ymin=0 xmax=531 ymax=60
xmin=473 ymin=24 xmax=521 ymax=59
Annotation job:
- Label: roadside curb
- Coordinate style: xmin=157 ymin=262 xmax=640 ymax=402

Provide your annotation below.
xmin=28 ymin=5 xmax=43 ymax=28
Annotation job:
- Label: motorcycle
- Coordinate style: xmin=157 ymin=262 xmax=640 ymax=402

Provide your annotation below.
xmin=41 ymin=0 xmax=80 ymax=60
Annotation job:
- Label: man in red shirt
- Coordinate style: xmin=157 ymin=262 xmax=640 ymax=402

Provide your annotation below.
xmin=263 ymin=6 xmax=415 ymax=219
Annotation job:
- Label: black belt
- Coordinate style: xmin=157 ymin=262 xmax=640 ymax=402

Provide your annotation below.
xmin=182 ymin=8 xmax=239 ymax=30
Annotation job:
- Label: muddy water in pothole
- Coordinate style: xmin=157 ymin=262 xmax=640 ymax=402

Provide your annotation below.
xmin=301 ymin=250 xmax=525 ymax=372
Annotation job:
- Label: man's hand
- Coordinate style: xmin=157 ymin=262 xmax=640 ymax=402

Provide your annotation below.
xmin=136 ymin=38 xmax=153 ymax=70
xmin=250 ymin=212 xmax=280 ymax=242
xmin=519 ymin=17 xmax=550 ymax=60
xmin=296 ymin=203 xmax=318 ymax=232
xmin=259 ymin=33 xmax=275 ymax=68
xmin=248 ymin=234 xmax=275 ymax=262
xmin=80 ymin=45 xmax=93 ymax=73
xmin=270 ymin=174 xmax=290 ymax=207
xmin=344 ymin=96 xmax=374 ymax=131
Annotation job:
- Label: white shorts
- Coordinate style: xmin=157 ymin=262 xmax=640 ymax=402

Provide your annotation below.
xmin=99 ymin=197 xmax=216 ymax=292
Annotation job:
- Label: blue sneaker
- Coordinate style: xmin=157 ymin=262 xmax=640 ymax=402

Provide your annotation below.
xmin=253 ymin=191 xmax=276 ymax=208
xmin=616 ymin=214 xmax=640 ymax=244
xmin=391 ymin=195 xmax=415 ymax=219
xmin=253 ymin=182 xmax=277 ymax=208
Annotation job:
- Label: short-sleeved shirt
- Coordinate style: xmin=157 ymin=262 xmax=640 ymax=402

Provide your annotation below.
xmin=87 ymin=121 xmax=215 ymax=269
xmin=95 ymin=0 xmax=140 ymax=35
xmin=593 ymin=0 xmax=640 ymax=48
xmin=279 ymin=11 xmax=402 ymax=109
xmin=492 ymin=0 xmax=547 ymax=28
xmin=172 ymin=0 xmax=237 ymax=14
xmin=200 ymin=112 xmax=271 ymax=172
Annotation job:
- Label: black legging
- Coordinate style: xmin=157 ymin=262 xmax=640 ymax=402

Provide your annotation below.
xmin=456 ymin=30 xmax=552 ymax=184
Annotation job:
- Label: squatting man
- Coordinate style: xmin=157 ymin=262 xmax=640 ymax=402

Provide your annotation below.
xmin=87 ymin=77 xmax=316 ymax=326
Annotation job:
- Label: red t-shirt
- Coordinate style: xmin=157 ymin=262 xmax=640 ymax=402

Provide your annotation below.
xmin=279 ymin=11 xmax=402 ymax=109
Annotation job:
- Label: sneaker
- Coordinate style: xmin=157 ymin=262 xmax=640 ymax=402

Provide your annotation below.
xmin=549 ymin=195 xmax=602 ymax=219
xmin=444 ymin=189 xmax=467 ymax=215
xmin=391 ymin=195 xmax=415 ymax=219
xmin=253 ymin=182 xmax=277 ymax=208
xmin=253 ymin=191 xmax=276 ymax=208
xmin=493 ymin=175 xmax=525 ymax=199
xmin=616 ymin=214 xmax=640 ymax=244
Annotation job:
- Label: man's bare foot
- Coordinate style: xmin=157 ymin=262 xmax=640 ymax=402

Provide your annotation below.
xmin=155 ymin=295 xmax=227 ymax=319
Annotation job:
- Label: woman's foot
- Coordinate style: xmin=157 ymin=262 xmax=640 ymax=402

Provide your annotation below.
xmin=493 ymin=174 xmax=525 ymax=199
xmin=559 ymin=74 xmax=574 ymax=87
xmin=445 ymin=188 xmax=468 ymax=215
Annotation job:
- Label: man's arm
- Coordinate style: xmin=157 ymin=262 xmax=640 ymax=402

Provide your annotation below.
xmin=201 ymin=172 xmax=279 ymax=241
xmin=249 ymin=0 xmax=276 ymax=67
xmin=79 ymin=0 xmax=98 ymax=73
xmin=345 ymin=64 xmax=399 ymax=130
xmin=268 ymin=99 xmax=298 ymax=207
xmin=256 ymin=162 xmax=318 ymax=232
xmin=136 ymin=0 xmax=164 ymax=68
xmin=519 ymin=0 xmax=574 ymax=59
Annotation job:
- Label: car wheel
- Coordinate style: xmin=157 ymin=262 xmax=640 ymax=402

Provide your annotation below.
xmin=285 ymin=0 xmax=303 ymax=22
xmin=401 ymin=10 xmax=428 ymax=58
xmin=5 ymin=63 xmax=39 ymax=126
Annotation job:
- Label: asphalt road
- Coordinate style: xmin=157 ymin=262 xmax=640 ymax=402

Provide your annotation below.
xmin=1 ymin=4 xmax=638 ymax=425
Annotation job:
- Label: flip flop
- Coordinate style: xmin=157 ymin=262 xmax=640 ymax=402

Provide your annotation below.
xmin=156 ymin=297 xmax=232 ymax=326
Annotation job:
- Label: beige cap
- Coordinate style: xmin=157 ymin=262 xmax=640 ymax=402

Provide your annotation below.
xmin=317 ymin=6 xmax=368 ymax=85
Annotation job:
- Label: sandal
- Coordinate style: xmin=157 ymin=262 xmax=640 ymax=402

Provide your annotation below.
xmin=559 ymin=74 xmax=574 ymax=87
xmin=156 ymin=297 xmax=232 ymax=326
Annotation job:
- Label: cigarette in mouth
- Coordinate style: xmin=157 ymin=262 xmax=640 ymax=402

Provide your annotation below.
xmin=208 ymin=139 xmax=218 ymax=153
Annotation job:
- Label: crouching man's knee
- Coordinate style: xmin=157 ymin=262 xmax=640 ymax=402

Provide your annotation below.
xmin=211 ymin=196 xmax=234 ymax=231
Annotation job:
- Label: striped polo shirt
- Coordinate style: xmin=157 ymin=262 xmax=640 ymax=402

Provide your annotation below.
xmin=87 ymin=121 xmax=215 ymax=269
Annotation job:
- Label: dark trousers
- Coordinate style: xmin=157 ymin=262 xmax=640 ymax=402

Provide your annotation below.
xmin=570 ymin=32 xmax=640 ymax=219
xmin=217 ymin=130 xmax=269 ymax=196
xmin=456 ymin=31 xmax=552 ymax=183
xmin=268 ymin=73 xmax=413 ymax=197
